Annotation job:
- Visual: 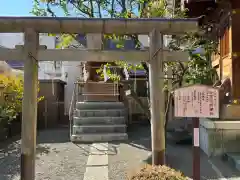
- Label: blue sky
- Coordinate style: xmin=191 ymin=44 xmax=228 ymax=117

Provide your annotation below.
xmin=1 ymin=0 xmax=139 ymax=17
xmin=1 ymin=0 xmax=33 ymax=16
xmin=1 ymin=0 xmax=63 ymax=16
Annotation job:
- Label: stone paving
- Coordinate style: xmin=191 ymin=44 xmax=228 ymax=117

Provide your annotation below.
xmin=0 ymin=128 xmax=89 ymax=180
xmin=0 ymin=125 xmax=240 ymax=180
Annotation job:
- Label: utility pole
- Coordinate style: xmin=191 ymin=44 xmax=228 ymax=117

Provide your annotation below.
xmin=149 ymin=29 xmax=165 ymax=165
xmin=21 ymin=28 xmax=39 ymax=180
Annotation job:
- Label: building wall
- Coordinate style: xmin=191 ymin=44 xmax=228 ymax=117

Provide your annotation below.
xmin=210 ymin=0 xmax=240 ymax=99
xmin=0 ymin=33 xmax=62 ymax=80
xmin=231 ymin=0 xmax=240 ymax=99
xmin=63 ymin=61 xmax=83 ymax=114
xmin=212 ymin=41 xmax=232 ymax=81
xmin=0 ymin=33 xmax=84 ymax=114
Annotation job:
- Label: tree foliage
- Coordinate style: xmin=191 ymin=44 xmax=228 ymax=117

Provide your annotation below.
xmin=32 ymin=0 xmax=184 ymax=79
xmin=0 ymin=74 xmax=44 ymax=123
xmin=31 ymin=0 xmax=218 ymax=88
xmin=168 ymin=33 xmax=219 ymax=87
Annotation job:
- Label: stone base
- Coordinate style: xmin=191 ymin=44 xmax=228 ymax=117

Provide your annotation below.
xmin=224 ymin=153 xmax=240 ymax=171
xmin=71 ymin=133 xmax=128 ymax=142
xmin=200 ymin=118 xmax=240 ymax=157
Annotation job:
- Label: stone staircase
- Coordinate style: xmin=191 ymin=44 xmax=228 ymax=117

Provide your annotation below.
xmin=70 ymin=101 xmax=128 ymax=142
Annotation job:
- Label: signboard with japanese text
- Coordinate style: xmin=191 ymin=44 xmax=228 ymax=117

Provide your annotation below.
xmin=174 ymin=85 xmax=219 ymax=118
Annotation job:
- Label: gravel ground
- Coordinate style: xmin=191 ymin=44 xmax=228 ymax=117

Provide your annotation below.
xmin=0 ymin=128 xmax=89 ymax=180
xmin=109 ymin=124 xmax=240 ymax=180
xmin=0 ymin=125 xmax=240 ymax=180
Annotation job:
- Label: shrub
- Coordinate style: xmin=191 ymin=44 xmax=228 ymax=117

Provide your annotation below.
xmin=0 ymin=74 xmax=43 ymax=122
xmin=129 ymin=165 xmax=189 ymax=180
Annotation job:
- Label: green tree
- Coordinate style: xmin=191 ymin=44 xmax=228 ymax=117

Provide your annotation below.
xmin=31 ymin=0 xmax=186 ymax=73
xmin=31 ymin=0 xmax=218 ymax=118
xmin=31 ymin=0 xmax=217 ymax=85
xmin=0 ymin=74 xmax=44 ymax=122
xmin=168 ymin=33 xmax=218 ymax=87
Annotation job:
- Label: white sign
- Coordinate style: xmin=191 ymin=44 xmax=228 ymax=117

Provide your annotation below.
xmin=174 ymin=85 xmax=219 ymax=118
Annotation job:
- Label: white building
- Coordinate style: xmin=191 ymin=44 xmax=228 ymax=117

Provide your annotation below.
xmin=0 ymin=33 xmax=83 ymax=114
xmin=0 ymin=33 xmax=65 ymax=80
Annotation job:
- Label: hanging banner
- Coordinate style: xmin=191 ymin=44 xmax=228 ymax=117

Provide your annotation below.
xmin=174 ymin=84 xmax=219 ymax=118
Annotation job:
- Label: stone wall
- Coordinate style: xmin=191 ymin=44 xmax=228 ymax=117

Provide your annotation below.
xmin=200 ymin=118 xmax=240 ymax=157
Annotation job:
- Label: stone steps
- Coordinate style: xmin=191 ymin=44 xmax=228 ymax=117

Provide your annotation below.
xmin=71 ymin=101 xmax=128 ymax=142
xmin=73 ymin=124 xmax=127 ymax=134
xmin=73 ymin=116 xmax=125 ymax=125
xmin=71 ymin=133 xmax=128 ymax=142
xmin=76 ymin=101 xmax=124 ymax=110
xmin=74 ymin=109 xmax=126 ymax=117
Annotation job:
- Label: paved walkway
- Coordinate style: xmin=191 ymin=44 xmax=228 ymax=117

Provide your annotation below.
xmin=0 ymin=125 xmax=239 ymax=180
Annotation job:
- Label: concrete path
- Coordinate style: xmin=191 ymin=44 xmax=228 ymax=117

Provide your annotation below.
xmin=83 ymin=143 xmax=108 ymax=180
xmin=0 ymin=126 xmax=239 ymax=180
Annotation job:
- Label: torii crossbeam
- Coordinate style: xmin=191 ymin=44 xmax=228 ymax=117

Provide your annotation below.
xmin=0 ymin=47 xmax=189 ymax=62
xmin=0 ymin=16 xmax=199 ymax=34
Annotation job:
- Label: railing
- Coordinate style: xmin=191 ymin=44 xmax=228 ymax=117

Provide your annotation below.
xmin=79 ymin=64 xmax=122 ymax=99
xmin=68 ymin=63 xmax=144 ymax=137
xmin=68 ymin=82 xmax=78 ymax=138
xmin=75 ymin=81 xmax=119 ymax=101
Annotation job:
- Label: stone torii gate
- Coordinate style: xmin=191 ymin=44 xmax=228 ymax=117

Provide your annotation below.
xmin=0 ymin=17 xmax=199 ymax=180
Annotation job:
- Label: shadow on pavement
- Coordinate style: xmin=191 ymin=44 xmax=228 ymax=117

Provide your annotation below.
xmin=127 ymin=123 xmax=151 ymax=151
xmin=0 ymin=141 xmax=54 ymax=180
xmin=36 ymin=127 xmax=70 ymax=144
xmin=0 ymin=128 xmax=68 ymax=180
xmin=74 ymin=142 xmax=118 ymax=156
xmin=126 ymin=123 xmax=240 ymax=180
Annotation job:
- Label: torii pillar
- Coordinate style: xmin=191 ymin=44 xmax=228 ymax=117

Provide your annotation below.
xmin=149 ymin=29 xmax=165 ymax=165
xmin=21 ymin=28 xmax=39 ymax=180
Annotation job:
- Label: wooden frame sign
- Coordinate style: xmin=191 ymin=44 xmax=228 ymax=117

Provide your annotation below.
xmin=174 ymin=84 xmax=220 ymax=118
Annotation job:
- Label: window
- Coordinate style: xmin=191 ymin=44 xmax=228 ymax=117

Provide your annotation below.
xmin=54 ymin=61 xmax=62 ymax=70
xmin=220 ymin=27 xmax=230 ymax=56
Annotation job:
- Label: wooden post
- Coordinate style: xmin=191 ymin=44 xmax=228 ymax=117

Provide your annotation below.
xmin=149 ymin=29 xmax=165 ymax=165
xmin=192 ymin=117 xmax=200 ymax=180
xmin=86 ymin=33 xmax=103 ymax=50
xmin=21 ymin=28 xmax=39 ymax=180
xmin=85 ymin=33 xmax=103 ymax=99
xmin=86 ymin=33 xmax=102 ymax=80
xmin=219 ymin=38 xmax=223 ymax=81
xmin=167 ymin=68 xmax=173 ymax=123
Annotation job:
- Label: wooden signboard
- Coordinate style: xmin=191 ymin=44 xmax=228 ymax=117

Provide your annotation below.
xmin=174 ymin=84 xmax=220 ymax=180
xmin=174 ymin=84 xmax=220 ymax=118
